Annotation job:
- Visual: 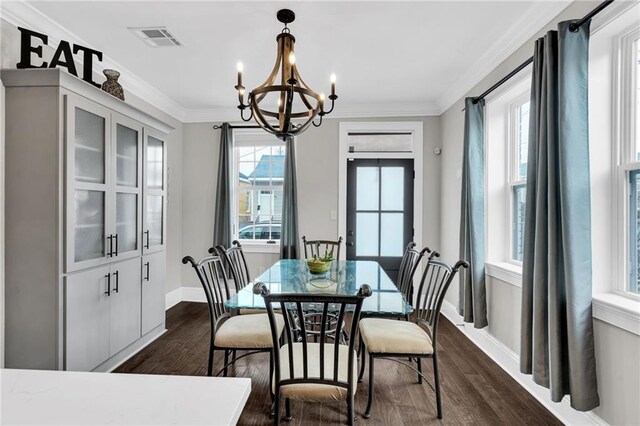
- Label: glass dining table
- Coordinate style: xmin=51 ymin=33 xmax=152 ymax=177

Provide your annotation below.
xmin=225 ymin=259 xmax=413 ymax=316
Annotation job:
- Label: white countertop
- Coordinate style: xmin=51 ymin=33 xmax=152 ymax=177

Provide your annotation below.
xmin=1 ymin=369 xmax=251 ymax=425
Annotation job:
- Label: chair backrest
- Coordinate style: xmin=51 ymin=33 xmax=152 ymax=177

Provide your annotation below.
xmin=396 ymin=243 xmax=438 ymax=302
xmin=253 ymin=282 xmax=372 ymax=394
xmin=210 ymin=241 xmax=251 ymax=292
xmin=182 ymin=255 xmax=231 ymax=331
xmin=302 ymin=236 xmax=343 ymax=260
xmin=414 ymin=259 xmax=469 ymax=349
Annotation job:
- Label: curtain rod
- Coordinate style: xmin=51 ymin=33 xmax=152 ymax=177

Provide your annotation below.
xmin=470 ymin=0 xmax=614 ymax=105
xmin=212 ymin=124 xmax=261 ymax=130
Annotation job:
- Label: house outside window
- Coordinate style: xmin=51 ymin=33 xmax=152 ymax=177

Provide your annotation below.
xmin=233 ymin=131 xmax=285 ymax=242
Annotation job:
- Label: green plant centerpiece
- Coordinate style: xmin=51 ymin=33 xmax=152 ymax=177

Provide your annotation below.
xmin=307 ymin=249 xmax=334 ymax=274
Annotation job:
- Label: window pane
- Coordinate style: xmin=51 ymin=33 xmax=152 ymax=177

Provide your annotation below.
xmin=74 ymin=190 xmax=104 ymax=262
xmin=146 ymin=136 xmax=164 ymax=190
xmin=356 ymin=167 xmax=379 ymax=210
xmin=116 ymin=124 xmax=138 ymax=187
xmin=356 ymin=213 xmax=379 ymax=256
xmin=347 ymin=133 xmax=413 ymax=152
xmin=235 ymin=142 xmax=285 ymax=241
xmin=516 ymin=101 xmax=530 ymax=180
xmin=629 ymin=170 xmax=640 ymax=294
xmin=381 ymin=167 xmax=404 ymax=211
xmin=380 ymin=213 xmax=404 ymax=256
xmin=512 ymin=184 xmax=526 ymax=262
xmin=75 ymin=108 xmax=105 ymax=184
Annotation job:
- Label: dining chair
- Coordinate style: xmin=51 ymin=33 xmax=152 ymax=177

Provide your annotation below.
xmin=182 ymin=254 xmax=284 ymax=386
xmin=253 ymin=281 xmax=372 ymax=426
xmin=358 ymin=257 xmax=469 ymax=420
xmin=210 ymin=240 xmax=251 ymax=293
xmin=396 ymin=243 xmax=438 ymax=309
xmin=302 ymin=236 xmax=343 ymax=260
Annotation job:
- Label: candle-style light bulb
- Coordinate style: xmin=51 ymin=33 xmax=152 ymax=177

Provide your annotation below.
xmin=239 ymin=87 xmax=245 ymax=96
xmin=278 ymin=97 xmax=282 ymax=108
xmin=237 ymin=61 xmax=243 ymax=87
xmin=319 ymin=92 xmax=325 ymax=111
xmin=289 ymin=52 xmax=296 ymax=65
xmin=330 ymin=73 xmax=336 ymax=97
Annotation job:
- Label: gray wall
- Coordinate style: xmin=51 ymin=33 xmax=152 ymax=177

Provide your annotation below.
xmin=438 ymin=1 xmax=640 ymax=424
xmin=180 ymin=115 xmax=441 ymax=287
xmin=0 ymin=19 xmax=185 ymax=294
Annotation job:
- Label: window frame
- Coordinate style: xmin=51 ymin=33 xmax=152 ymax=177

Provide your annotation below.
xmin=614 ymin=24 xmax=640 ymax=299
xmin=231 ymin=130 xmax=286 ymax=250
xmin=507 ymin=93 xmax=530 ymax=264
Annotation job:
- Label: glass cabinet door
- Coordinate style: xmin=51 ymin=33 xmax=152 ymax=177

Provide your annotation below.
xmin=112 ymin=116 xmax=143 ymax=259
xmin=66 ymin=96 xmax=110 ymax=272
xmin=143 ymin=132 xmax=166 ymax=253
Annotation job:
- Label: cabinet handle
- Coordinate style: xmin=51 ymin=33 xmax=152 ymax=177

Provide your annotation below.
xmin=113 ymin=270 xmax=119 ymax=293
xmin=144 ymin=262 xmax=150 ymax=281
xmin=144 ymin=230 xmax=150 ymax=249
xmin=107 ymin=235 xmax=113 ymax=257
xmin=105 ymin=273 xmax=111 ymax=296
xmin=113 ymin=234 xmax=119 ymax=257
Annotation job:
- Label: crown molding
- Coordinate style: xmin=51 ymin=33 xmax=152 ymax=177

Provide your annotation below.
xmin=182 ymin=101 xmax=440 ymax=123
xmin=435 ymin=0 xmax=572 ymax=114
xmin=0 ymin=0 xmax=188 ymax=122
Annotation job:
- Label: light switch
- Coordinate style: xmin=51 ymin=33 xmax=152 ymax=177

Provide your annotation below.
xmin=330 ymin=210 xmax=337 ymax=220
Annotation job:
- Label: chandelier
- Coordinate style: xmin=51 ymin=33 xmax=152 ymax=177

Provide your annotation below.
xmin=235 ymin=9 xmax=338 ymax=140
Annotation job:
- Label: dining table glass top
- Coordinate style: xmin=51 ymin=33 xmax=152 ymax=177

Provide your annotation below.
xmin=225 ymin=259 xmax=413 ymax=316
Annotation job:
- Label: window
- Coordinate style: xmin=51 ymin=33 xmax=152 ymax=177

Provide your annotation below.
xmin=485 ymin=73 xmax=531 ymax=273
xmin=622 ymin=31 xmax=640 ymax=295
xmin=233 ymin=131 xmax=285 ymax=243
xmin=509 ymin=98 xmax=530 ymax=262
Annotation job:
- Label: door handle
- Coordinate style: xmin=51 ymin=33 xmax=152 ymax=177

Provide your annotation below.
xmin=105 ymin=273 xmax=111 ymax=296
xmin=113 ymin=270 xmax=119 ymax=293
xmin=144 ymin=262 xmax=150 ymax=282
xmin=144 ymin=230 xmax=150 ymax=249
xmin=107 ymin=235 xmax=113 ymax=257
xmin=347 ymin=231 xmax=354 ymax=237
xmin=347 ymin=242 xmax=354 ymax=247
xmin=113 ymin=234 xmax=119 ymax=256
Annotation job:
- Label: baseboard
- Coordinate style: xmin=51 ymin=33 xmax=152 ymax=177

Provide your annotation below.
xmin=165 ymin=286 xmax=206 ymax=310
xmin=440 ymin=301 xmax=607 ymax=426
xmin=94 ymin=324 xmax=167 ymax=373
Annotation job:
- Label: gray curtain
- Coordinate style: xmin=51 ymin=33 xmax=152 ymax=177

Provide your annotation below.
xmin=280 ymin=136 xmax=299 ymax=259
xmin=520 ymin=21 xmax=599 ymax=411
xmin=458 ymin=98 xmax=488 ymax=329
xmin=213 ymin=123 xmax=233 ymax=248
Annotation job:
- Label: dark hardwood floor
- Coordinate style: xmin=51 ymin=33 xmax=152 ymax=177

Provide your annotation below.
xmin=116 ymin=302 xmax=562 ymax=425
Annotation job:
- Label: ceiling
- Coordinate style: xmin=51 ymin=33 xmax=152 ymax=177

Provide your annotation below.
xmin=7 ymin=1 xmax=571 ymax=121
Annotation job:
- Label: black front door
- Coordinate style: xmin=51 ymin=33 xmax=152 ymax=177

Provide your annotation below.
xmin=346 ymin=158 xmax=414 ymax=282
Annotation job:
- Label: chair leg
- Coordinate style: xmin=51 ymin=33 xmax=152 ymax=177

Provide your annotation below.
xmin=363 ymin=355 xmax=374 ymax=419
xmin=223 ymin=350 xmax=229 ymax=377
xmin=207 ymin=346 xmax=215 ymax=377
xmin=417 ymin=357 xmax=423 ymax=384
xmin=273 ymin=391 xmax=281 ymax=426
xmin=269 ymin=350 xmax=275 ymax=403
xmin=284 ymin=398 xmax=292 ymax=421
xmin=232 ymin=349 xmax=237 ymax=363
xmin=358 ymin=338 xmax=366 ymax=383
xmin=347 ymin=391 xmax=355 ymax=426
xmin=433 ymin=354 xmax=442 ymax=419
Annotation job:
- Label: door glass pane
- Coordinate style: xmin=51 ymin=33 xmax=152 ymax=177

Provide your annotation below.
xmin=356 ymin=167 xmax=379 ymax=210
xmin=74 ymin=190 xmax=104 ymax=262
xmin=147 ymin=195 xmax=164 ymax=247
xmin=356 ymin=212 xmax=378 ymax=256
xmin=116 ymin=124 xmax=138 ymax=187
xmin=75 ymin=108 xmax=105 ymax=184
xmin=117 ymin=193 xmax=137 ymax=253
xmin=147 ymin=136 xmax=164 ymax=190
xmin=380 ymin=213 xmax=404 ymax=256
xmin=381 ymin=167 xmax=404 ymax=210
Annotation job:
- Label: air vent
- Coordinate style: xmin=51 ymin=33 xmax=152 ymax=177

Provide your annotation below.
xmin=128 ymin=27 xmax=182 ymax=47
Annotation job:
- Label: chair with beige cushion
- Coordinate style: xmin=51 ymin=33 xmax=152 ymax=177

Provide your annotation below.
xmin=396 ymin=243 xmax=438 ymax=311
xmin=302 ymin=235 xmax=343 ymax=260
xmin=253 ymin=282 xmax=372 ymax=426
xmin=182 ymin=255 xmax=284 ymax=382
xmin=209 ymin=241 xmax=251 ymax=293
xmin=359 ymin=257 xmax=469 ymax=420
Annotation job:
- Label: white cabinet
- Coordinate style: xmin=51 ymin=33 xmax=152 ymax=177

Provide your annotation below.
xmin=3 ymin=68 xmax=172 ymax=371
xmin=142 ymin=251 xmax=166 ymax=335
